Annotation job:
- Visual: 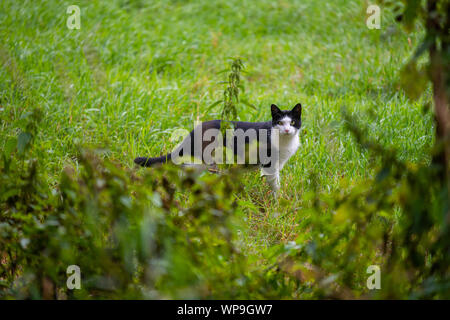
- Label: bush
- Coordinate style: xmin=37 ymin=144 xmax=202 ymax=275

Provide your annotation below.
xmin=0 ymin=113 xmax=297 ymax=298
xmin=1 ymin=103 xmax=448 ymax=299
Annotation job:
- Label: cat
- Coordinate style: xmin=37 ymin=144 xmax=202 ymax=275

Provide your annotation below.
xmin=134 ymin=103 xmax=302 ymax=192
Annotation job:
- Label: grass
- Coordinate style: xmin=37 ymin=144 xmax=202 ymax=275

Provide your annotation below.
xmin=0 ymin=0 xmax=434 ymax=283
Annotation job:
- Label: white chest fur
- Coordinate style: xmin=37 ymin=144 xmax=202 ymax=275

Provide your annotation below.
xmin=261 ymin=129 xmax=299 ymax=193
xmin=274 ymin=130 xmax=300 ymax=170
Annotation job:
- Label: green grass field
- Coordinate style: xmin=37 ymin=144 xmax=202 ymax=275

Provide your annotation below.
xmin=0 ymin=0 xmax=441 ymax=299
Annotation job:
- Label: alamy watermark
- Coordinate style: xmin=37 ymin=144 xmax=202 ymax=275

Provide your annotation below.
xmin=66 ymin=265 xmax=81 ymax=289
xmin=366 ymin=265 xmax=381 ymax=290
xmin=366 ymin=4 xmax=381 ymax=29
xmin=67 ymin=5 xmax=81 ymax=30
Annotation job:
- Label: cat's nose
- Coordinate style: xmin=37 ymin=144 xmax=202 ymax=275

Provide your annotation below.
xmin=284 ymin=129 xmax=289 ymax=133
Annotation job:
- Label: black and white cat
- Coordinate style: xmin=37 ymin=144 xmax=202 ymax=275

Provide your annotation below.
xmin=134 ymin=103 xmax=302 ymax=192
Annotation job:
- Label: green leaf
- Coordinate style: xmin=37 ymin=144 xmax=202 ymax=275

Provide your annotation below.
xmin=4 ymin=137 xmax=17 ymax=157
xmin=412 ymin=37 xmax=433 ymax=61
xmin=205 ymin=99 xmax=223 ymax=113
xmin=17 ymin=132 xmax=32 ymax=154
xmin=216 ymin=69 xmax=229 ymax=75
xmin=240 ymin=98 xmax=257 ymax=110
xmin=403 ymin=0 xmax=421 ymax=32
xmin=399 ymin=62 xmax=428 ymax=100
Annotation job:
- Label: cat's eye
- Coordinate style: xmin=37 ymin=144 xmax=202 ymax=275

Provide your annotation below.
xmin=278 ymin=121 xmax=283 ymax=125
xmin=291 ymin=120 xmax=295 ymax=125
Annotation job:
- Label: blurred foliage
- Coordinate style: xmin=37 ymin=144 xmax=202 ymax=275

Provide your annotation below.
xmin=0 ymin=109 xmax=296 ymax=299
xmin=0 ymin=1 xmax=449 ymax=300
xmin=383 ymin=0 xmax=450 ymax=101
xmin=1 ymin=101 xmax=447 ymax=299
xmin=269 ymin=111 xmax=449 ymax=298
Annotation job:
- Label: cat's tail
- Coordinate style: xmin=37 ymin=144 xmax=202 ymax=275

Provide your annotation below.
xmin=134 ymin=154 xmax=171 ymax=167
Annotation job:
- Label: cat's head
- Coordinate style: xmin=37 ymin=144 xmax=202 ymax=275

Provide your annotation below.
xmin=271 ymin=103 xmax=302 ymax=136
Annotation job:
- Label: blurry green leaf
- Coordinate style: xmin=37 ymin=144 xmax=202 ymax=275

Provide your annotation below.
xmin=399 ymin=62 xmax=428 ymax=100
xmin=240 ymin=98 xmax=257 ymax=110
xmin=412 ymin=37 xmax=433 ymax=60
xmin=4 ymin=137 xmax=17 ymax=156
xmin=403 ymin=0 xmax=421 ymax=31
xmin=376 ymin=167 xmax=391 ymax=182
xmin=17 ymin=132 xmax=32 ymax=154
xmin=205 ymin=99 xmax=223 ymax=113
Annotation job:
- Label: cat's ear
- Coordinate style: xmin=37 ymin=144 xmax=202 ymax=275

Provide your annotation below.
xmin=271 ymin=104 xmax=282 ymax=117
xmin=291 ymin=103 xmax=302 ymax=118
